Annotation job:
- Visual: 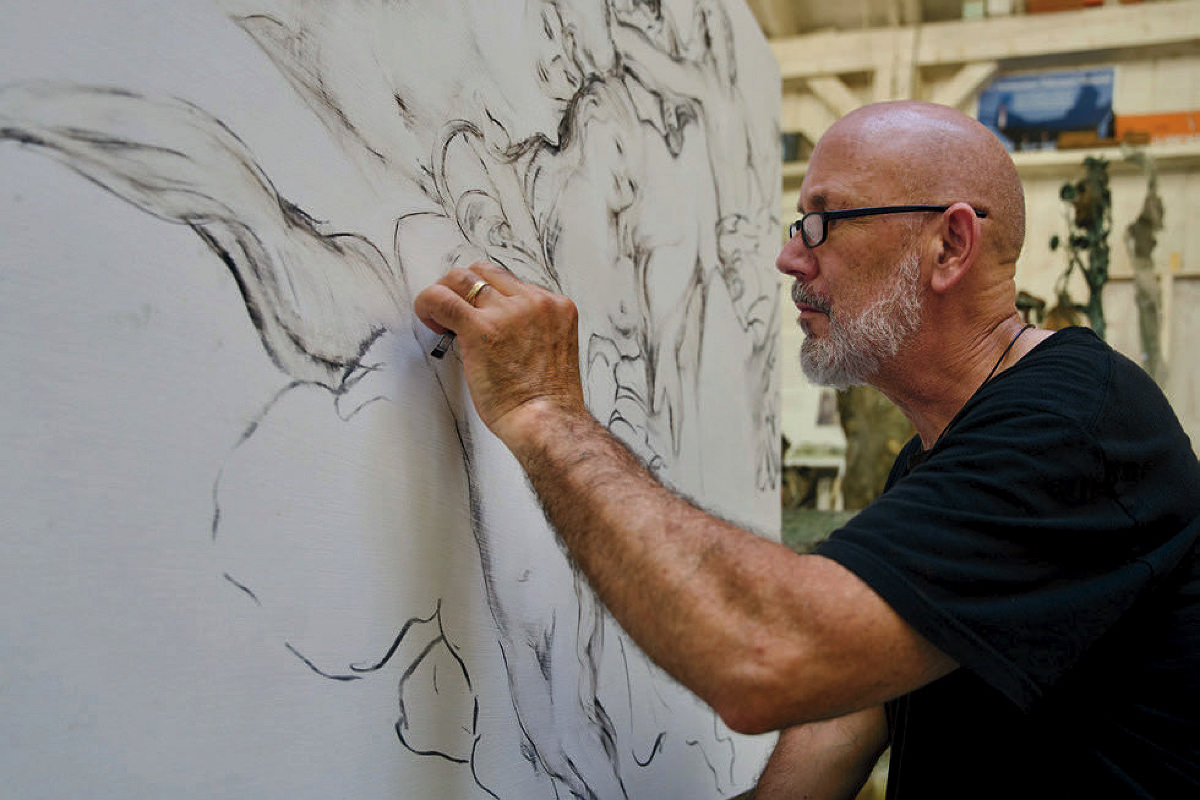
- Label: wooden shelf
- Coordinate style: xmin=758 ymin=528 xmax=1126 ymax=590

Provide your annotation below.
xmin=782 ymin=138 xmax=1200 ymax=186
xmin=1009 ymin=139 xmax=1200 ymax=178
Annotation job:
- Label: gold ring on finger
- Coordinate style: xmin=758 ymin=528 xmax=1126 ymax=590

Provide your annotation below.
xmin=465 ymin=279 xmax=490 ymax=307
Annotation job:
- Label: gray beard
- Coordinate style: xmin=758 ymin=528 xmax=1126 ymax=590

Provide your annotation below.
xmin=799 ymin=248 xmax=924 ymax=389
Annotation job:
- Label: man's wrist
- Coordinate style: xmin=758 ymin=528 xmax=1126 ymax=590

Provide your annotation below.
xmin=489 ymin=396 xmax=594 ymax=456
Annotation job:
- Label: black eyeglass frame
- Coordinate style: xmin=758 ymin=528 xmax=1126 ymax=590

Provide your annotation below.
xmin=788 ymin=204 xmax=988 ymax=248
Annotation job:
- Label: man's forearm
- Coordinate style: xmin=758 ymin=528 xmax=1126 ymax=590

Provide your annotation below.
xmin=754 ymin=707 xmax=888 ymax=800
xmin=496 ymin=398 xmax=827 ymax=732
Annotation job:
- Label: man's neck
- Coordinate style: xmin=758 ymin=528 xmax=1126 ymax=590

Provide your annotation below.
xmin=871 ymin=312 xmax=1037 ymax=449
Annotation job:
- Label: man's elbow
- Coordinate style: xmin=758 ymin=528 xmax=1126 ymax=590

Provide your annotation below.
xmin=716 ymin=687 xmax=862 ymax=736
xmin=708 ymin=651 xmax=831 ymax=735
xmin=716 ymin=701 xmax=783 ymax=736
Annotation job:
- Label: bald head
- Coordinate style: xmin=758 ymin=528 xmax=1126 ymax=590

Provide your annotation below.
xmin=815 ymin=101 xmax=1026 ymax=264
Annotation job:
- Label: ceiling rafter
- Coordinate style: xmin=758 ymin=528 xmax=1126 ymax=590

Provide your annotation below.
xmin=772 ymin=0 xmax=1200 ymax=80
xmin=930 ymin=60 xmax=1000 ymax=109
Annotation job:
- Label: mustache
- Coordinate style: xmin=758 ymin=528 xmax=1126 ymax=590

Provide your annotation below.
xmin=791 ymin=281 xmax=831 ymax=314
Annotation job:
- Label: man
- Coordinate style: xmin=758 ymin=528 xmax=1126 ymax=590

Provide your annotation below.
xmin=414 ymin=101 xmax=1200 ymax=798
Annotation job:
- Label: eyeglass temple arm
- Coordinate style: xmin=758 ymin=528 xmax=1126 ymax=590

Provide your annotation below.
xmin=830 ymin=205 xmax=988 ymax=220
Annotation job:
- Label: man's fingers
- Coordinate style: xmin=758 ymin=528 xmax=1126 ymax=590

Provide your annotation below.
xmin=466 ymin=261 xmax=525 ymax=297
xmin=414 ymin=282 xmax=472 ymax=335
xmin=414 ymin=261 xmax=531 ymax=337
xmin=437 ymin=267 xmax=493 ymax=300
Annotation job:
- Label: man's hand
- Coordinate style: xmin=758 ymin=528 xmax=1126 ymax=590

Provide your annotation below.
xmin=413 ymin=262 xmax=588 ymax=442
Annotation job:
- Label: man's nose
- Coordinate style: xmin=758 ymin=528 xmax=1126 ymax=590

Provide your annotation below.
xmin=776 ymin=232 xmax=816 ymax=282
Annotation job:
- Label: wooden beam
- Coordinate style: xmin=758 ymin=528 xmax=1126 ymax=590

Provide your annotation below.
xmin=917 ymin=0 xmax=1200 ymax=64
xmin=804 ymin=75 xmax=861 ymax=118
xmin=872 ymin=27 xmax=916 ymax=101
xmin=903 ymin=0 xmax=922 ymax=25
xmin=930 ymin=60 xmax=1000 ymax=111
xmin=892 ymin=26 xmax=917 ymax=99
xmin=771 ymin=0 xmax=1200 ymax=80
xmin=784 ymin=139 xmax=1200 ymax=184
xmin=746 ymin=0 xmax=801 ymax=38
xmin=885 ymin=0 xmax=902 ymax=28
xmin=781 ymin=93 xmax=838 ymax=143
xmin=773 ymin=28 xmax=895 ymax=79
xmin=873 ymin=60 xmax=896 ymax=103
xmin=886 ymin=0 xmax=921 ymax=27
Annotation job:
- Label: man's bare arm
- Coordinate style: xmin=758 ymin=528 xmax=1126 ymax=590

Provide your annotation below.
xmin=413 ymin=263 xmax=956 ymax=733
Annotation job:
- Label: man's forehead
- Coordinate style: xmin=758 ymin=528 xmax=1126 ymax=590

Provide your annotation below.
xmin=798 ymin=164 xmax=869 ymax=211
xmin=799 ymin=145 xmax=841 ymax=209
xmin=800 ymin=132 xmax=905 ymax=210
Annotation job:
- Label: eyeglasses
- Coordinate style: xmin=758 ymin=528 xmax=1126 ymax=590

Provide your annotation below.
xmin=788 ymin=205 xmax=988 ymax=248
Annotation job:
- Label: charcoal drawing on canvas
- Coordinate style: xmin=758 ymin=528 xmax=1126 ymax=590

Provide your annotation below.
xmin=0 ymin=1 xmax=780 ymax=797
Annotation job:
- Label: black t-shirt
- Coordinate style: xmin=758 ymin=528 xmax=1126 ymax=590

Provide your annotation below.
xmin=814 ymin=327 xmax=1200 ymax=798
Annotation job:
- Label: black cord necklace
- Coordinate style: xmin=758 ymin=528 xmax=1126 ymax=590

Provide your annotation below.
xmin=979 ymin=322 xmax=1034 ymax=391
xmin=919 ymin=322 xmax=1036 ymax=462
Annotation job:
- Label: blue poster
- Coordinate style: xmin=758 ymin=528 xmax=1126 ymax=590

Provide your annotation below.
xmin=978 ymin=68 xmax=1114 ymax=151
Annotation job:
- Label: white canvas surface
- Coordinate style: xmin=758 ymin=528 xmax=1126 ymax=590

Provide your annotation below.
xmin=0 ymin=2 xmax=782 ymax=797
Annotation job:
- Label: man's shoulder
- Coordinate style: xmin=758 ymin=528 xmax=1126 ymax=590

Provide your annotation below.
xmin=1007 ymin=326 xmax=1112 ymax=394
xmin=1014 ymin=327 xmax=1186 ymax=434
xmin=983 ymin=326 xmax=1160 ymax=426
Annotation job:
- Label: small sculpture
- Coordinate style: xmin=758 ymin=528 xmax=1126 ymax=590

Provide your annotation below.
xmin=1123 ymin=148 xmax=1167 ymax=385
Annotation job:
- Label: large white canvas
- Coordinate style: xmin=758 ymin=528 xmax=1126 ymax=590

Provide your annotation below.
xmin=0 ymin=2 xmax=781 ymax=797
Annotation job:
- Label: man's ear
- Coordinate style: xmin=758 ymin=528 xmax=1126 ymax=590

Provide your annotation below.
xmin=929 ymin=202 xmax=982 ymax=294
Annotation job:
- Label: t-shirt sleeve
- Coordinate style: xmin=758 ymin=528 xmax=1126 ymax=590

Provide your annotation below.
xmin=815 ymin=391 xmax=1166 ymax=712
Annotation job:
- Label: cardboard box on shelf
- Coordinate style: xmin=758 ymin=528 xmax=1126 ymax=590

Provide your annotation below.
xmin=1116 ymin=112 xmax=1200 ymax=143
xmin=1054 ymin=129 xmax=1152 ymax=149
xmin=1056 ymin=130 xmax=1114 ymax=149
xmin=1025 ymin=0 xmax=1101 ymax=12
